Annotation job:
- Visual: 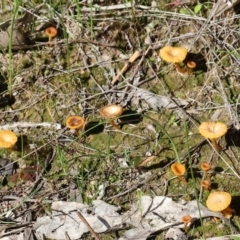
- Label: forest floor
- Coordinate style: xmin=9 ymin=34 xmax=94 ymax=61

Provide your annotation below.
xmin=0 ymin=0 xmax=240 ymax=239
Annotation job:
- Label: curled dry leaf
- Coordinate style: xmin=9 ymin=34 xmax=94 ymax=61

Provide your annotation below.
xmin=164 ymin=228 xmax=188 ymax=240
xmin=34 ymin=196 xmax=232 ymax=240
xmin=134 ymin=88 xmax=190 ymax=110
xmin=7 ymin=166 xmax=37 ymax=183
xmin=0 ymin=8 xmax=40 ymax=49
xmin=137 ymin=155 xmax=157 ymax=168
xmin=0 ymin=158 xmax=15 ymax=176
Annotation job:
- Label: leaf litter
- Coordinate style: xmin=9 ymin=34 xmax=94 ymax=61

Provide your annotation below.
xmin=1 ymin=195 xmax=235 ymax=240
xmin=0 ymin=0 xmax=240 ymax=239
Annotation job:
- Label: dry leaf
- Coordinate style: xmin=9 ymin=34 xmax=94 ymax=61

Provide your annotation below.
xmin=0 ymin=158 xmax=15 ymax=176
xmin=33 ymin=196 xmax=231 ymax=240
xmin=137 ymin=155 xmax=157 ymax=167
xmin=0 ymin=7 xmax=41 ymax=49
xmin=7 ymin=166 xmax=37 ymax=183
xmin=134 ymin=88 xmax=190 ymax=110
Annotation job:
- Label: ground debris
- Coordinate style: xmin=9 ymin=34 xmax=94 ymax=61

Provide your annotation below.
xmin=0 ymin=7 xmax=41 ymax=49
xmin=133 ymin=88 xmax=190 ymax=110
xmin=164 ymin=228 xmax=188 ymax=240
xmin=32 ymin=196 xmax=230 ymax=240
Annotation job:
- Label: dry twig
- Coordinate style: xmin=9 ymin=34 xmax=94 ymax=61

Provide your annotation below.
xmin=77 ymin=210 xmax=101 ymax=240
xmin=111 ymin=50 xmax=141 ymax=85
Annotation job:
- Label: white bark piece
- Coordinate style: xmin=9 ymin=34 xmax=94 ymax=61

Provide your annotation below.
xmin=33 ymin=196 xmax=229 ymax=240
xmin=134 ymin=88 xmax=190 ymax=110
xmin=0 ymin=122 xmax=62 ymax=130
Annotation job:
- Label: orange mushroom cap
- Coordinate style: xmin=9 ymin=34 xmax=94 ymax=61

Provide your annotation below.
xmin=187 ymin=61 xmax=196 ymax=69
xmin=198 ymin=122 xmax=228 ymax=140
xmin=200 ymin=162 xmax=211 ymax=172
xmin=159 ymin=46 xmax=188 ymax=63
xmin=100 ymin=104 xmax=123 ymax=119
xmin=171 ymin=163 xmax=186 ymax=176
xmin=45 ymin=27 xmax=58 ymax=38
xmin=201 ymin=180 xmax=211 ymax=190
xmin=182 ymin=215 xmax=192 ymax=224
xmin=206 ymin=191 xmax=231 ymax=212
xmin=66 ymin=116 xmax=85 ymax=130
xmin=0 ymin=130 xmax=18 ymax=149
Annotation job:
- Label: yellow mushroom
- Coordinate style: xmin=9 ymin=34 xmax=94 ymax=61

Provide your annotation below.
xmin=159 ymin=46 xmax=187 ymax=63
xmin=0 ymin=130 xmax=18 ymax=149
xmin=198 ymin=122 xmax=228 ymax=151
xmin=206 ymin=191 xmax=235 ymax=219
xmin=206 ymin=191 xmax=231 ymax=211
xmin=100 ymin=104 xmax=123 ymax=130
xmin=159 ymin=46 xmax=188 ymax=75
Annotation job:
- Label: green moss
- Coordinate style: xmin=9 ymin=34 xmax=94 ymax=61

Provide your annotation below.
xmin=190 ymin=219 xmax=232 ymax=238
xmin=90 ymin=67 xmax=107 ymax=85
xmin=0 ymin=2 xmax=239 ymax=239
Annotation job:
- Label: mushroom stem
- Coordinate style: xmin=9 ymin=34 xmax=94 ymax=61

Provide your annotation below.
xmin=221 ymin=206 xmax=235 ymax=219
xmin=178 ymin=175 xmax=187 ymax=184
xmin=109 ymin=120 xmax=120 ymax=130
xmin=48 ymin=36 xmax=54 ymax=47
xmin=187 ymin=68 xmax=193 ymax=75
xmin=74 ymin=129 xmax=80 ymax=136
xmin=184 ymin=224 xmax=189 ymax=233
xmin=211 ymin=138 xmax=222 ymax=151
xmin=175 ymin=63 xmax=188 ymax=75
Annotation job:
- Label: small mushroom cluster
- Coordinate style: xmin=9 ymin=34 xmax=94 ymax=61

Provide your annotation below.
xmin=170 ymin=161 xmax=212 ymax=189
xmin=200 ymin=162 xmax=211 ymax=190
xmin=159 ymin=46 xmax=196 ymax=75
xmin=181 ymin=191 xmax=235 ymax=234
xmin=66 ymin=104 xmax=124 ymax=135
xmin=170 ymin=159 xmax=219 ymax=193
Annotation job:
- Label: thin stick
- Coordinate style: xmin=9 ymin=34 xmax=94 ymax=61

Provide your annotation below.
xmin=111 ymin=50 xmax=141 ymax=85
xmin=0 ymin=122 xmax=62 ymax=130
xmin=77 ymin=211 xmax=101 ymax=240
xmin=65 ymin=231 xmax=72 ymax=240
xmin=107 ymin=171 xmax=165 ymax=200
